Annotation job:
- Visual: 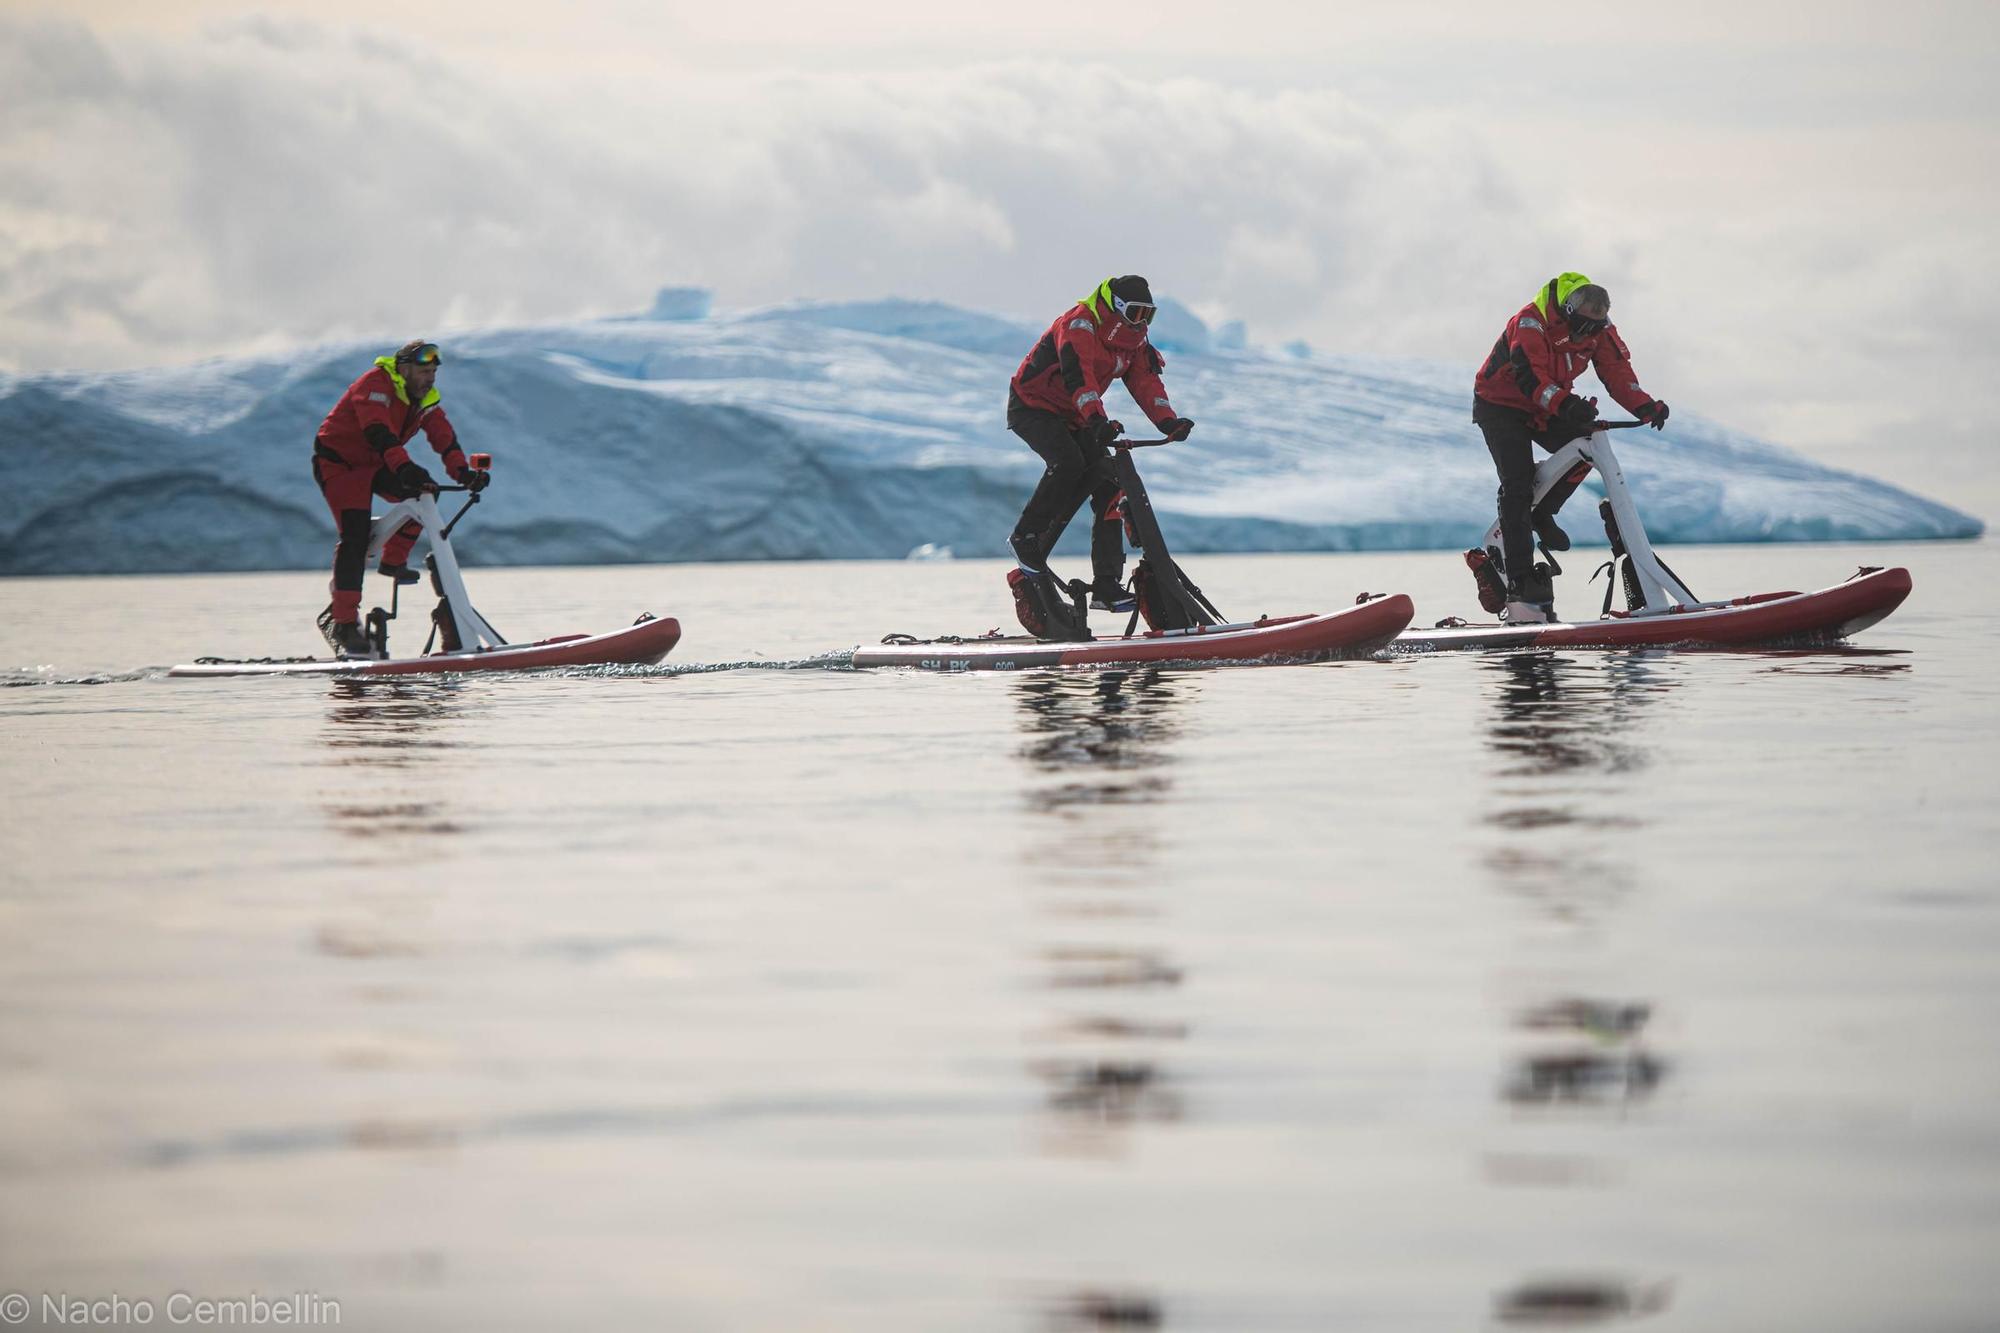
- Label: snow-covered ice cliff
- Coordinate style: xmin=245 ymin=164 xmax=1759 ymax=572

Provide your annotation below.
xmin=0 ymin=292 xmax=1979 ymax=574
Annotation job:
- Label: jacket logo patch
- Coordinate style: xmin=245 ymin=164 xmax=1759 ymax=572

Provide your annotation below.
xmin=1519 ymin=317 xmax=1543 ymax=332
xmin=367 ymin=392 xmax=389 ymax=403
xmin=1068 ymin=319 xmax=1094 ymax=332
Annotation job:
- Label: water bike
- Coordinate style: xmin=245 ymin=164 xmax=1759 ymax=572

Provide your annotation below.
xmin=170 ymin=458 xmax=680 ymax=678
xmin=1397 ymin=422 xmax=1912 ymax=651
xmin=852 ymin=437 xmax=1413 ymax=670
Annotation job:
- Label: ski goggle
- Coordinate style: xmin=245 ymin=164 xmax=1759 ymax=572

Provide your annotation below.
xmin=398 ymin=343 xmax=443 ymax=367
xmin=1561 ymin=288 xmax=1609 ymax=336
xmin=1110 ymin=294 xmax=1157 ymax=326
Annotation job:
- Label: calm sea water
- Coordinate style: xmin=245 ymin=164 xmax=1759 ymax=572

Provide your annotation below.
xmin=3 ymin=541 xmax=1997 ymax=1332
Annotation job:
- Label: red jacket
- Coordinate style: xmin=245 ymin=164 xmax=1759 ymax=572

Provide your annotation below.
xmin=1475 ymin=283 xmax=1656 ymax=427
xmin=314 ymin=356 xmax=467 ymax=477
xmin=1011 ymin=291 xmax=1178 ymax=431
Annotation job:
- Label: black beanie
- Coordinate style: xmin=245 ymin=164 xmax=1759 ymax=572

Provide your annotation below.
xmin=1107 ymin=275 xmax=1153 ymax=305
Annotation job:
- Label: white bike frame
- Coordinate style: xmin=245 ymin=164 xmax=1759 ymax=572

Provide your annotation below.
xmin=363 ymin=491 xmax=505 ymax=653
xmin=1481 ymin=427 xmax=1697 ymax=615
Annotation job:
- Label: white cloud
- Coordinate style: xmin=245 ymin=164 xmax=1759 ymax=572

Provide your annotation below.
xmin=0 ymin=17 xmax=1559 ymax=363
xmin=1 ymin=9 xmax=1995 ymax=515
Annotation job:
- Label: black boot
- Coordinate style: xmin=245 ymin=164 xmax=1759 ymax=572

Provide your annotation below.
xmin=317 ymin=605 xmax=375 ymax=659
xmin=1091 ymin=581 xmax=1136 ymax=613
xmin=377 ymin=561 xmax=423 ymax=585
xmin=1532 ymin=512 xmax=1571 ymax=552
xmin=1502 ymin=564 xmax=1557 ymax=625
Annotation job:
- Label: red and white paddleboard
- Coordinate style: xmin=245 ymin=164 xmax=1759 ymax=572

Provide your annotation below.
xmin=169 ymin=615 xmax=681 ymax=678
xmin=1394 ymin=566 xmax=1911 ymax=652
xmin=850 ymin=594 xmax=1414 ymax=670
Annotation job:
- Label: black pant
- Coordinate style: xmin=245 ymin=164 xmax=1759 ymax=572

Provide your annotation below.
xmin=1473 ymin=399 xmax=1588 ymax=587
xmin=312 ymin=451 xmax=423 ymax=611
xmin=1006 ymin=393 xmax=1125 ymax=590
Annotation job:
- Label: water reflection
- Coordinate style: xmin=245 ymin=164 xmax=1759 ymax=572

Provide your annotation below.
xmin=318 ymin=679 xmax=473 ymax=845
xmin=320 ymin=677 xmax=470 ymax=768
xmin=1478 ymin=652 xmax=1677 ymax=921
xmin=319 ymin=801 xmax=464 ymax=838
xmin=1481 ymin=655 xmax=1672 ymax=1107
xmin=1482 ymin=651 xmax=1668 ymax=781
xmin=1493 ymin=1277 xmax=1673 ymax=1325
xmin=1501 ymin=991 xmax=1667 ymax=1113
xmin=1042 ymin=945 xmax=1184 ymax=990
xmin=1012 ymin=670 xmax=1195 ymax=1166
xmin=1517 ymin=997 xmax=1651 ymax=1039
xmin=1015 ymin=670 xmax=1185 ymax=825
xmin=314 ymin=679 xmax=470 ymax=973
xmin=1045 ymin=1289 xmax=1166 ymax=1329
xmin=1029 ymin=1056 xmax=1185 ymax=1128
xmin=1481 ymin=653 xmax=1675 ymax=1318
xmin=1747 ymin=645 xmax=1912 ymax=678
xmin=1503 ymin=1047 xmax=1667 ymax=1108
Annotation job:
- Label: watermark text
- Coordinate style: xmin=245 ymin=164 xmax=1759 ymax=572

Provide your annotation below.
xmin=1 ymin=1291 xmax=341 ymax=1325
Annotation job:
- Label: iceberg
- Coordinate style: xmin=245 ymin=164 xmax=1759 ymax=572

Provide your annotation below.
xmin=0 ymin=294 xmax=1980 ymax=575
xmin=639 ymin=287 xmax=713 ymax=322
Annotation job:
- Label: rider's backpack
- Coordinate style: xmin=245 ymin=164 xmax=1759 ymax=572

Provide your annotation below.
xmin=1132 ymin=557 xmax=1206 ymax=631
xmin=1008 ymin=568 xmax=1091 ymax=641
xmin=1000 ymin=564 xmax=1096 ymax=640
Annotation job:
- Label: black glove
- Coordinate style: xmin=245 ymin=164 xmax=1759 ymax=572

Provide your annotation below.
xmin=1158 ymin=416 xmax=1195 ymax=442
xmin=1636 ymin=400 xmax=1671 ymax=430
xmin=1557 ymin=394 xmax=1599 ymax=427
xmin=462 ymin=469 xmax=490 ymax=493
xmin=1084 ymin=417 xmax=1125 ymax=448
xmin=394 ymin=461 xmax=437 ymax=496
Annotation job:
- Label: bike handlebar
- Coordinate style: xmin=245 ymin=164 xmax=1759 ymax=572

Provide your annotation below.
xmin=1116 ymin=422 xmax=1641 ymax=451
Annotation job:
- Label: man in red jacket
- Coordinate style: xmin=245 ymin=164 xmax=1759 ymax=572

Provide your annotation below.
xmin=311 ymin=339 xmax=488 ymax=656
xmin=1473 ymin=272 xmax=1670 ymax=621
xmin=1008 ymin=275 xmax=1195 ymax=611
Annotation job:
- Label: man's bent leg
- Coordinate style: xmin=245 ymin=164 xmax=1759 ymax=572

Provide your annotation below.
xmin=1529 ymin=420 xmax=1591 ymax=547
xmin=1008 ymin=403 xmax=1091 ymax=571
xmin=316 ymin=457 xmax=377 ymax=624
xmin=370 ymin=468 xmax=425 ymax=570
xmin=377 ymin=519 xmax=423 ymax=570
xmin=328 ymin=509 xmax=372 ymax=622
xmin=1084 ymin=449 xmax=1127 ymax=593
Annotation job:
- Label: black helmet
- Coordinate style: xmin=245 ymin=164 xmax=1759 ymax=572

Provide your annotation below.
xmin=1101 ymin=275 xmax=1157 ymax=326
xmin=1561 ymin=284 xmax=1610 ymax=336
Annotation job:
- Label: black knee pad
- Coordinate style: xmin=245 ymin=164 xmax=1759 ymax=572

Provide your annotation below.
xmin=332 ymin=509 xmax=372 ymax=590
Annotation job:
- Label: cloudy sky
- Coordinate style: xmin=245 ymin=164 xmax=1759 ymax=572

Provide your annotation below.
xmin=4 ymin=0 xmax=1996 ymax=517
